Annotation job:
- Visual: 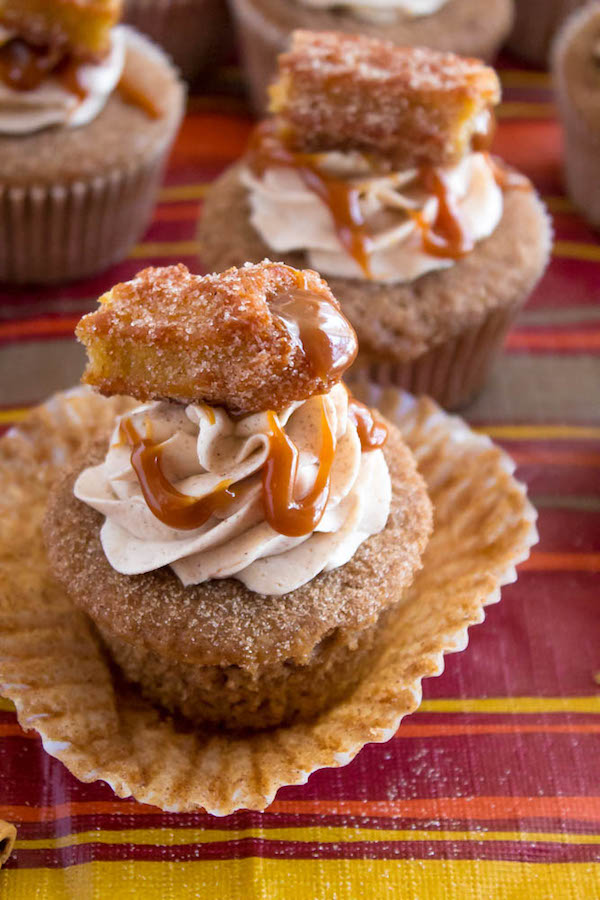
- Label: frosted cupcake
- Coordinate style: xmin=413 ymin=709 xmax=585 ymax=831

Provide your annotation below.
xmin=230 ymin=0 xmax=514 ymax=112
xmin=122 ymin=0 xmax=231 ymax=82
xmin=508 ymin=0 xmax=586 ymax=66
xmin=553 ymin=3 xmax=600 ymax=229
xmin=44 ymin=261 xmax=433 ymax=730
xmin=0 ymin=0 xmax=185 ymax=284
xmin=199 ymin=32 xmax=552 ymax=408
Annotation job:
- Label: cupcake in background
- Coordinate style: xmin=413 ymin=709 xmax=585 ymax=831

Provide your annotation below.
xmin=508 ymin=0 xmax=586 ymax=67
xmin=553 ymin=3 xmax=600 ymax=229
xmin=0 ymin=0 xmax=185 ymax=285
xmin=231 ymin=0 xmax=514 ymax=113
xmin=199 ymin=31 xmax=552 ymax=409
xmin=122 ymin=0 xmax=231 ymax=82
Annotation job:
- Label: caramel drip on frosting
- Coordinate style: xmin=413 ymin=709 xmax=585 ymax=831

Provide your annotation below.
xmin=117 ymin=73 xmax=161 ymax=119
xmin=119 ymin=418 xmax=239 ymax=531
xmin=248 ymin=122 xmax=375 ymax=278
xmin=347 ymin=397 xmax=388 ymax=451
xmin=485 ymin=153 xmax=532 ymax=192
xmin=0 ymin=38 xmax=66 ymax=91
xmin=414 ymin=167 xmax=475 ymax=260
xmin=263 ymin=400 xmax=335 ymax=538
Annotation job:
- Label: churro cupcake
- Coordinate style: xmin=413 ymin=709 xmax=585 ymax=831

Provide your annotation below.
xmin=122 ymin=0 xmax=230 ymax=82
xmin=552 ymin=3 xmax=600 ymax=229
xmin=0 ymin=0 xmax=185 ymax=284
xmin=199 ymin=32 xmax=552 ymax=408
xmin=508 ymin=0 xmax=586 ymax=66
xmin=43 ymin=261 xmax=433 ymax=731
xmin=231 ymin=0 xmax=513 ymax=112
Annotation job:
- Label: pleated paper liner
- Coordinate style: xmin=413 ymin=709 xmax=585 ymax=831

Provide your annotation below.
xmin=347 ymin=305 xmax=520 ymax=410
xmin=0 ymin=386 xmax=537 ymax=815
xmin=123 ymin=0 xmax=231 ymax=82
xmin=0 ymin=820 xmax=16 ymax=869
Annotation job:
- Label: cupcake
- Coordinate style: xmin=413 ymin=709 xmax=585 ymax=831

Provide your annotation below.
xmin=230 ymin=0 xmax=514 ymax=112
xmin=43 ymin=261 xmax=433 ymax=731
xmin=0 ymin=0 xmax=185 ymax=285
xmin=508 ymin=0 xmax=586 ymax=67
xmin=199 ymin=32 xmax=552 ymax=409
xmin=552 ymin=3 xmax=600 ymax=229
xmin=122 ymin=0 xmax=231 ymax=82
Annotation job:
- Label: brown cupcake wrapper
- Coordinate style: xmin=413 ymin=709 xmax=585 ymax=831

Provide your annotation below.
xmin=0 ymin=155 xmax=169 ymax=286
xmin=0 ymin=386 xmax=537 ymax=815
xmin=507 ymin=0 xmax=585 ymax=66
xmin=123 ymin=0 xmax=231 ymax=81
xmin=347 ymin=305 xmax=521 ymax=410
xmin=229 ymin=0 xmax=287 ymax=113
xmin=0 ymin=819 xmax=17 ymax=869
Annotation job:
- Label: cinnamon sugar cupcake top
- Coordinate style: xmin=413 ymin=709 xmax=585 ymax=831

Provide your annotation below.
xmin=77 ymin=261 xmax=358 ymax=412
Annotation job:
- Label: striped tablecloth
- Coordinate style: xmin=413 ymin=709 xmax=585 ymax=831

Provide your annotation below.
xmin=0 ymin=57 xmax=599 ymax=900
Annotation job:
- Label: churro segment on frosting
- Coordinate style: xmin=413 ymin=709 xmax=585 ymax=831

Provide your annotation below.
xmin=76 ymin=262 xmax=358 ymax=412
xmin=269 ymin=31 xmax=501 ymax=169
xmin=0 ymin=0 xmax=121 ymax=60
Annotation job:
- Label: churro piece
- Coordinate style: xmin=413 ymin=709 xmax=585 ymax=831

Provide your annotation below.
xmin=76 ymin=262 xmax=358 ymax=413
xmin=0 ymin=0 xmax=121 ymax=60
xmin=269 ymin=30 xmax=501 ymax=168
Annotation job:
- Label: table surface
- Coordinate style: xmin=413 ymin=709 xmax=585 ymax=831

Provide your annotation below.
xmin=0 ymin=55 xmax=599 ymax=900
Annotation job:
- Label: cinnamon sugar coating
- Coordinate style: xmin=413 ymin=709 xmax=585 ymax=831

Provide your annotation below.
xmin=269 ymin=30 xmax=501 ymax=168
xmin=76 ymin=262 xmax=358 ymax=412
xmin=0 ymin=0 xmax=121 ymax=60
xmin=43 ymin=423 xmax=432 ymax=728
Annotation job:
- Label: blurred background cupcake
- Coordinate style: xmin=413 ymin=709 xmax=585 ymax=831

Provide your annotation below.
xmin=552 ymin=2 xmax=600 ymax=229
xmin=230 ymin=0 xmax=514 ymax=112
xmin=0 ymin=0 xmax=185 ymax=285
xmin=508 ymin=0 xmax=586 ymax=66
xmin=122 ymin=0 xmax=231 ymax=82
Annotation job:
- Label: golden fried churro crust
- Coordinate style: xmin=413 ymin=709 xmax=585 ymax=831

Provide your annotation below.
xmin=76 ymin=261 xmax=358 ymax=412
xmin=269 ymin=30 xmax=501 ymax=168
xmin=0 ymin=0 xmax=121 ymax=60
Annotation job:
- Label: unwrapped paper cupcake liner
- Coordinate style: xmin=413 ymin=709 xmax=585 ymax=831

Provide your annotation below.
xmin=0 ymin=385 xmax=537 ymax=815
xmin=348 ymin=306 xmax=519 ymax=410
xmin=123 ymin=0 xmax=231 ymax=82
xmin=0 ymin=820 xmax=16 ymax=869
xmin=0 ymin=155 xmax=169 ymax=286
xmin=507 ymin=0 xmax=586 ymax=65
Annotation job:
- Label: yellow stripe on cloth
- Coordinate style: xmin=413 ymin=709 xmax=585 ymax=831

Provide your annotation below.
xmin=420 ymin=697 xmax=600 ymax=715
xmin=15 ymin=827 xmax=600 ymax=851
xmin=497 ymin=102 xmax=555 ymax=119
xmin=554 ymin=241 xmax=600 ymax=263
xmin=129 ymin=240 xmax=202 ymax=259
xmin=0 ymin=408 xmax=29 ymax=425
xmin=475 ymin=425 xmax=600 ymax=441
xmin=1 ymin=859 xmax=599 ymax=900
xmin=159 ymin=184 xmax=209 ymax=202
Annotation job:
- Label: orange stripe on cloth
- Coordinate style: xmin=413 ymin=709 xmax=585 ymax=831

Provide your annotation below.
xmin=512 ymin=450 xmax=600 ymax=468
xmin=506 ymin=331 xmax=600 ymax=351
xmin=0 ymin=316 xmax=80 ymax=341
xmin=520 ymin=552 xmax=600 ymax=573
xmin=2 ymin=797 xmax=599 ymax=824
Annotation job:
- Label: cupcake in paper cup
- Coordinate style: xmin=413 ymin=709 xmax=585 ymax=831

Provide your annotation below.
xmin=552 ymin=2 xmax=600 ymax=230
xmin=508 ymin=0 xmax=586 ymax=67
xmin=199 ymin=32 xmax=552 ymax=409
xmin=0 ymin=0 xmax=185 ymax=285
xmin=0 ymin=260 xmax=537 ymax=815
xmin=122 ymin=0 xmax=231 ymax=82
xmin=230 ymin=0 xmax=514 ymax=113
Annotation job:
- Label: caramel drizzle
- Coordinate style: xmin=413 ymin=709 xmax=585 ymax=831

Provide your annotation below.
xmin=413 ymin=167 xmax=475 ymax=260
xmin=119 ymin=418 xmax=239 ymax=531
xmin=485 ymin=153 xmax=532 ymax=192
xmin=0 ymin=36 xmax=159 ymax=119
xmin=248 ymin=123 xmax=374 ymax=279
xmin=271 ymin=282 xmax=357 ymax=381
xmin=347 ymin=397 xmax=388 ymax=451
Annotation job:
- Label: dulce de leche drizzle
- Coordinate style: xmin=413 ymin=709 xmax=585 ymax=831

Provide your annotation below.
xmin=413 ymin=167 xmax=474 ymax=260
xmin=248 ymin=122 xmax=375 ymax=278
xmin=347 ymin=397 xmax=388 ymax=451
xmin=119 ymin=417 xmax=239 ymax=531
xmin=270 ymin=284 xmax=357 ymax=381
xmin=263 ymin=400 xmax=335 ymax=538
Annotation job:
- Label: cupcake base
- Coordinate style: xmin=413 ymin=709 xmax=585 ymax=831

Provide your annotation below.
xmin=0 ymin=386 xmax=537 ymax=814
xmin=123 ymin=0 xmax=231 ymax=82
xmin=198 ymin=162 xmax=553 ymax=410
xmin=231 ymin=0 xmax=513 ymax=113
